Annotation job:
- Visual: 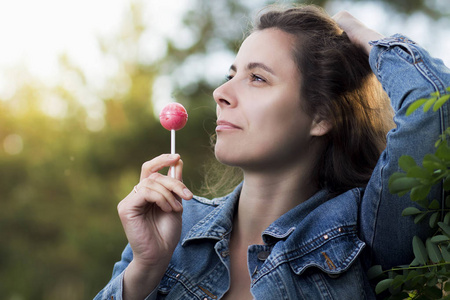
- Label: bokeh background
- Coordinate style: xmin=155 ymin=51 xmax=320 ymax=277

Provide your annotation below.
xmin=0 ymin=0 xmax=449 ymax=299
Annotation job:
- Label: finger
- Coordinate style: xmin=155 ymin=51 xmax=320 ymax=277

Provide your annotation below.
xmin=118 ymin=187 xmax=173 ymax=217
xmin=140 ymin=182 xmax=181 ymax=212
xmin=140 ymin=154 xmax=180 ymax=181
xmin=146 ymin=174 xmax=183 ymax=211
xmin=146 ymin=172 xmax=193 ymax=201
xmin=332 ymin=10 xmax=351 ymax=21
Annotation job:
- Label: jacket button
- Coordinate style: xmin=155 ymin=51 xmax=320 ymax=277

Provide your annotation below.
xmin=257 ymin=251 xmax=270 ymax=261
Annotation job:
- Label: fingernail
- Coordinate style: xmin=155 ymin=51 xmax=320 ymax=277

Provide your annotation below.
xmin=169 ymin=154 xmax=179 ymax=159
xmin=183 ymin=188 xmax=193 ymax=198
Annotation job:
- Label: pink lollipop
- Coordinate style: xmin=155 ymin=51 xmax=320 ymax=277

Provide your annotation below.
xmin=159 ymin=102 xmax=188 ymax=131
xmin=159 ymin=103 xmax=188 ymax=177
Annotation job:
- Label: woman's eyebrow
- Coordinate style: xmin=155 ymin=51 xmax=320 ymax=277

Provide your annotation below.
xmin=247 ymin=62 xmax=276 ymax=75
xmin=229 ymin=62 xmax=276 ymax=75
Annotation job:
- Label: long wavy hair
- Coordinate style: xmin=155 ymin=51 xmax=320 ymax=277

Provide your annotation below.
xmin=202 ymin=4 xmax=394 ymax=197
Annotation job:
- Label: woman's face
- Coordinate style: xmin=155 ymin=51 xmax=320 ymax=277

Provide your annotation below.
xmin=213 ymin=28 xmax=325 ymax=171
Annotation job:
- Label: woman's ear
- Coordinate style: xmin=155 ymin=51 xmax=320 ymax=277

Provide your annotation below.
xmin=310 ymin=117 xmax=332 ymax=137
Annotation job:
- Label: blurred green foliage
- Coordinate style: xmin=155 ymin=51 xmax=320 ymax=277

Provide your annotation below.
xmin=0 ymin=0 xmax=448 ymax=299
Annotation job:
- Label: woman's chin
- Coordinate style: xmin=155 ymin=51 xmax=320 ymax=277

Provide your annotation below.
xmin=214 ymin=148 xmax=241 ymax=167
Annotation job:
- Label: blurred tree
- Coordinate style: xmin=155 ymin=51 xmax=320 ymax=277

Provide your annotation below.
xmin=298 ymin=0 xmax=450 ymax=19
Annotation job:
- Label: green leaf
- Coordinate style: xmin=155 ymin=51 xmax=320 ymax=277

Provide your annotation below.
xmin=399 ymin=155 xmax=417 ymax=172
xmin=375 ymin=278 xmax=394 ymax=294
xmin=423 ymin=286 xmax=443 ymax=299
xmin=429 ymin=212 xmax=439 ymax=228
xmin=423 ymin=154 xmax=445 ymax=171
xmin=436 ymin=142 xmax=450 ymax=161
xmin=414 ymin=212 xmax=428 ymax=224
xmin=407 ymin=165 xmax=432 ymax=180
xmin=435 ymin=138 xmax=443 ymax=148
xmin=422 ymin=153 xmax=446 ymax=172
xmin=433 ymin=94 xmax=450 ymax=111
xmin=392 ymin=274 xmax=404 ymax=287
xmin=411 ymin=185 xmax=431 ymax=201
xmin=411 ymin=274 xmax=425 ymax=286
xmin=442 ymin=247 xmax=450 ymax=262
xmin=427 ymin=275 xmax=438 ymax=287
xmin=428 ymin=199 xmax=441 ymax=210
xmin=444 ymin=212 xmax=450 ymax=224
xmin=423 ymin=97 xmax=437 ymax=112
xmin=389 ymin=177 xmax=421 ymax=194
xmin=410 ymin=257 xmax=421 ymax=266
xmin=413 ymin=236 xmax=428 ymax=265
xmin=406 ymin=98 xmax=428 ymax=116
xmin=426 ymin=238 xmax=443 ymax=263
xmin=439 ymin=222 xmax=450 ymax=236
xmin=417 ymin=198 xmax=430 ymax=209
xmin=431 ymin=235 xmax=450 ymax=243
xmin=424 ymin=271 xmax=434 ymax=279
xmin=405 ymin=269 xmax=419 ymax=281
xmin=367 ymin=265 xmax=383 ymax=280
xmin=402 ymin=207 xmax=422 ymax=216
xmin=389 ymin=172 xmax=407 ymax=188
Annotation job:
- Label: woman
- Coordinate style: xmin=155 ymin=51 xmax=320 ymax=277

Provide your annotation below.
xmin=95 ymin=5 xmax=450 ymax=300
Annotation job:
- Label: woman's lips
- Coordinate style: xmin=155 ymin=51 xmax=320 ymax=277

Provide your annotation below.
xmin=216 ymin=120 xmax=241 ymax=131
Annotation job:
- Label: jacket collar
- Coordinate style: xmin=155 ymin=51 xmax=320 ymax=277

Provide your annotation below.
xmin=182 ymin=183 xmax=335 ymax=246
xmin=181 ymin=183 xmax=242 ymax=245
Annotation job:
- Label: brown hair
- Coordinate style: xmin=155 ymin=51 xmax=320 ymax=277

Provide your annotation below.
xmin=202 ymin=4 xmax=394 ymax=197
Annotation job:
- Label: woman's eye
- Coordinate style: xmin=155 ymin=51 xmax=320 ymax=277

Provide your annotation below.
xmin=250 ymin=73 xmax=265 ymax=82
xmin=225 ymin=75 xmax=233 ymax=81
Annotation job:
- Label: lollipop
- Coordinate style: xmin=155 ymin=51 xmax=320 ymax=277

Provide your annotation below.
xmin=159 ymin=102 xmax=188 ymax=177
xmin=159 ymin=103 xmax=188 ymax=131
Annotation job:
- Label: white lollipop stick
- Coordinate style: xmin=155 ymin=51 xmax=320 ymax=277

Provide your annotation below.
xmin=171 ymin=129 xmax=175 ymax=178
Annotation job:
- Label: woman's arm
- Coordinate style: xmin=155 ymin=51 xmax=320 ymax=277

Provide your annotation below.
xmin=335 ymin=12 xmax=450 ymax=270
xmin=94 ymin=154 xmax=193 ymax=300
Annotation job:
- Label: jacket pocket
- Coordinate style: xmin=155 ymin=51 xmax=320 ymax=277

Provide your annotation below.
xmin=287 ymin=226 xmax=365 ymax=277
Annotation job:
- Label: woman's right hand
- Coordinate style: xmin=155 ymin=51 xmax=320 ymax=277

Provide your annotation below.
xmin=333 ymin=11 xmax=384 ymax=56
xmin=117 ymin=154 xmax=193 ymax=299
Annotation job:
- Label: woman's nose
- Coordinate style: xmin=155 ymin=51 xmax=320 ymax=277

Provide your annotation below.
xmin=213 ymin=80 xmax=236 ymax=108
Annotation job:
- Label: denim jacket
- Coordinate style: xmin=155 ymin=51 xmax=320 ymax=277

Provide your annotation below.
xmin=94 ymin=35 xmax=450 ymax=300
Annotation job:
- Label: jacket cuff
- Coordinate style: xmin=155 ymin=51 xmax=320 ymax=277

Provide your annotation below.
xmin=95 ymin=271 xmax=158 ymax=300
xmin=368 ymin=34 xmax=418 ymax=78
xmin=369 ymin=34 xmax=417 ymax=48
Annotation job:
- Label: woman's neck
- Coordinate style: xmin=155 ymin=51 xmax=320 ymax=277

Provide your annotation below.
xmin=234 ymin=164 xmax=319 ymax=245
